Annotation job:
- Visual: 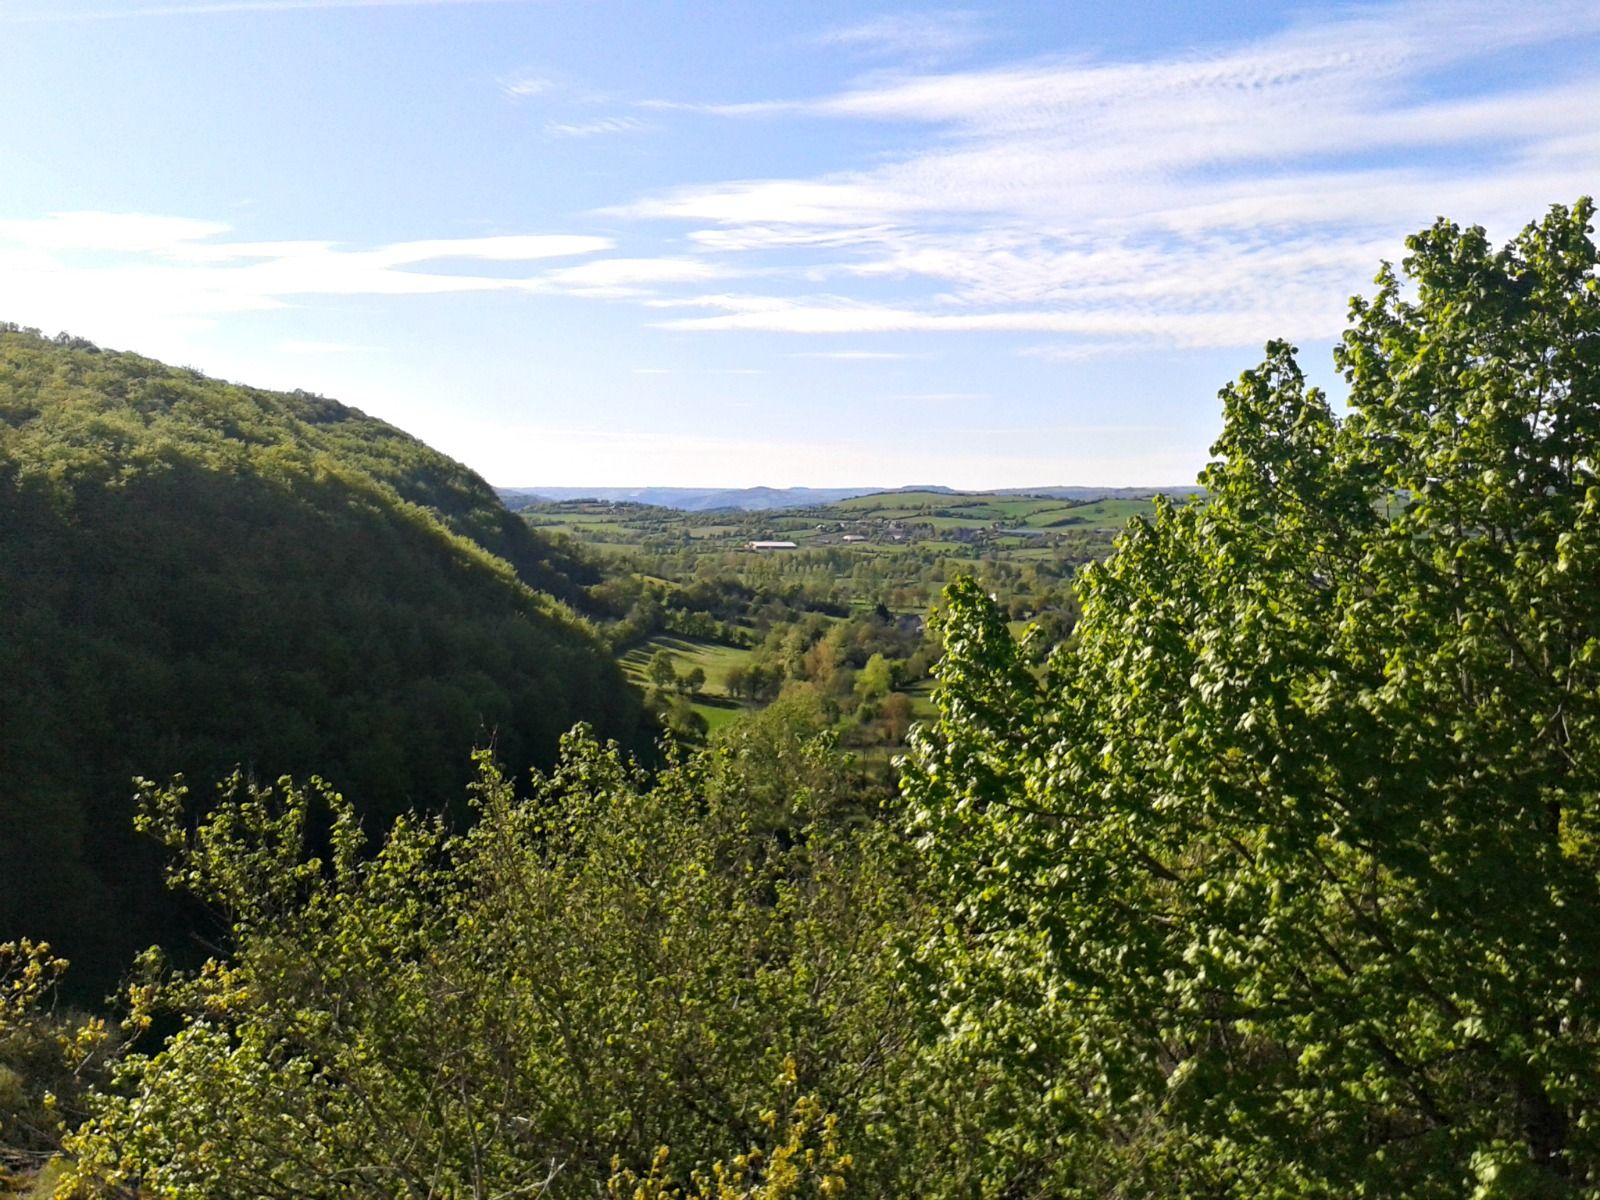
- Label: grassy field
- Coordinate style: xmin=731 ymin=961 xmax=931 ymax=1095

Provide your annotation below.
xmin=517 ymin=489 xmax=1185 ymax=567
xmin=621 ymin=635 xmax=757 ymax=698
xmin=619 ymin=631 xmax=944 ymax=738
xmin=903 ymin=679 xmax=939 ymax=720
xmin=832 ymin=490 xmax=955 ymax=510
xmin=620 ymin=634 xmax=764 ymax=732
xmin=822 ymin=491 xmax=1163 ymax=533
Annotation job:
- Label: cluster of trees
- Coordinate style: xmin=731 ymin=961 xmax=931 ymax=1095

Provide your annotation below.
xmin=9 ymin=705 xmax=934 ymax=1199
xmin=586 ymin=572 xmax=846 ymax=655
xmin=611 ymin=519 xmax=1108 ymax=611
xmin=646 ymin=648 xmax=707 ymax=696
xmin=642 ymin=650 xmax=711 ymax=738
xmin=723 ymin=660 xmax=786 ymax=704
xmin=590 ymin=528 xmax=1085 ymax=685
xmin=3 ymin=201 xmax=1598 ymax=1197
xmin=729 ymin=606 xmax=936 ymax=746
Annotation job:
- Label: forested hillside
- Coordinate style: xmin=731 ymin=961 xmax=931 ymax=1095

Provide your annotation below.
xmin=0 ymin=328 xmax=645 ymax=995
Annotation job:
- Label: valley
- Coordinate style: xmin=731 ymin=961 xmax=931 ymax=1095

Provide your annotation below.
xmin=506 ymin=488 xmax=1196 ymax=751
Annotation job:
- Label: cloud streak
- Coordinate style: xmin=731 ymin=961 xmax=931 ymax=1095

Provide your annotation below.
xmin=615 ymin=0 xmax=1600 ymax=351
xmin=500 ymin=73 xmax=556 ymax=100
xmin=0 ymin=214 xmax=614 ymax=354
xmin=814 ymin=10 xmax=989 ymax=66
xmin=5 ymin=0 xmax=1597 ymax=369
xmin=544 ymin=116 xmax=649 ymax=139
xmin=1 ymin=0 xmax=535 ymax=21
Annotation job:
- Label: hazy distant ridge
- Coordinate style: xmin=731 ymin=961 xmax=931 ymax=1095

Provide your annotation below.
xmin=497 ymin=484 xmax=1200 ymax=513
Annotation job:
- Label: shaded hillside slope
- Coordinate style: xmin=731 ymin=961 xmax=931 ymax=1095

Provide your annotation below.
xmin=0 ymin=327 xmax=645 ymax=994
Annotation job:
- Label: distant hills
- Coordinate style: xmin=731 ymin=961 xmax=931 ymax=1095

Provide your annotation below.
xmin=0 ymin=327 xmax=645 ymax=993
xmin=498 ymin=484 xmax=1203 ymax=513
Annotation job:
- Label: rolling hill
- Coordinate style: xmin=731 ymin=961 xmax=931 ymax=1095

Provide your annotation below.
xmin=496 ymin=485 xmax=953 ymax=511
xmin=497 ymin=483 xmax=1200 ymax=512
xmin=0 ymin=326 xmax=646 ymax=994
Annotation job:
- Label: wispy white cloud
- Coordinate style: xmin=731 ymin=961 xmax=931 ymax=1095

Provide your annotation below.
xmin=613 ymin=0 xmax=1600 ymax=353
xmin=500 ymin=73 xmax=556 ymax=100
xmin=0 ymin=212 xmax=233 ymax=253
xmin=0 ymin=214 xmax=613 ymax=357
xmin=373 ymin=233 xmax=615 ymax=265
xmin=815 ymin=10 xmax=989 ymax=66
xmin=0 ymin=213 xmax=610 ymax=266
xmin=527 ymin=256 xmax=744 ymax=299
xmin=544 ymin=115 xmax=648 ymax=138
xmin=6 ymin=0 xmax=1596 ymax=374
xmin=1 ymin=0 xmax=536 ymax=21
xmin=687 ymin=224 xmax=900 ymax=252
xmin=650 ymin=290 xmax=1342 ymax=347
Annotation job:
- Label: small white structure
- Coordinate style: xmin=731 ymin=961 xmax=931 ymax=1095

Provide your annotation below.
xmin=746 ymin=540 xmax=798 ymax=550
xmin=842 ymin=534 xmax=867 ymax=543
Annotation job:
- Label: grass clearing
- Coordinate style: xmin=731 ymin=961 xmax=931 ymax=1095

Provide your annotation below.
xmin=620 ymin=635 xmax=757 ymax=699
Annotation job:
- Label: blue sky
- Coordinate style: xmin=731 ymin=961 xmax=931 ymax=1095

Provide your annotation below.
xmin=2 ymin=0 xmax=1596 ymax=487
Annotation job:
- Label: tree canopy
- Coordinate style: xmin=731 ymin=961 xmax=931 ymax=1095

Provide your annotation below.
xmin=904 ymin=199 xmax=1600 ymax=1196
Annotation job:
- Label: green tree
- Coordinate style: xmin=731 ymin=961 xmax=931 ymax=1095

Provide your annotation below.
xmin=879 ymin=692 xmax=913 ymax=745
xmin=648 ymin=648 xmax=679 ymax=690
xmin=904 ymin=200 xmax=1600 ymax=1196
xmin=666 ymin=694 xmax=709 ymax=739
xmin=853 ymin=654 xmax=893 ymax=705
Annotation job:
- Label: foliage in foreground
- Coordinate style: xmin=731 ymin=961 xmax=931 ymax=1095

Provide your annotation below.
xmin=904 ymin=200 xmax=1600 ymax=1195
xmin=0 ymin=942 xmax=112 ymax=1192
xmin=60 ymin=717 xmax=919 ymax=1199
xmin=604 ymin=1066 xmax=851 ymax=1200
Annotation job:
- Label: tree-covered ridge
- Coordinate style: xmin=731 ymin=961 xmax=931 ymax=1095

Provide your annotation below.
xmin=0 ymin=328 xmax=601 ymax=608
xmin=0 ymin=328 xmax=645 ymax=996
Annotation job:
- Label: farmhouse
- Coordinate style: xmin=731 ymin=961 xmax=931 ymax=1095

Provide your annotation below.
xmin=745 ymin=540 xmax=798 ymax=551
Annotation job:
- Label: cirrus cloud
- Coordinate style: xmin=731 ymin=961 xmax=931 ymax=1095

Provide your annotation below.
xmin=616 ymin=0 xmax=1600 ymax=353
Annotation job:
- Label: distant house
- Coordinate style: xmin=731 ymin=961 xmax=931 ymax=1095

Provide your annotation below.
xmin=746 ymin=540 xmax=798 ymax=551
xmin=842 ymin=534 xmax=867 ymax=543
